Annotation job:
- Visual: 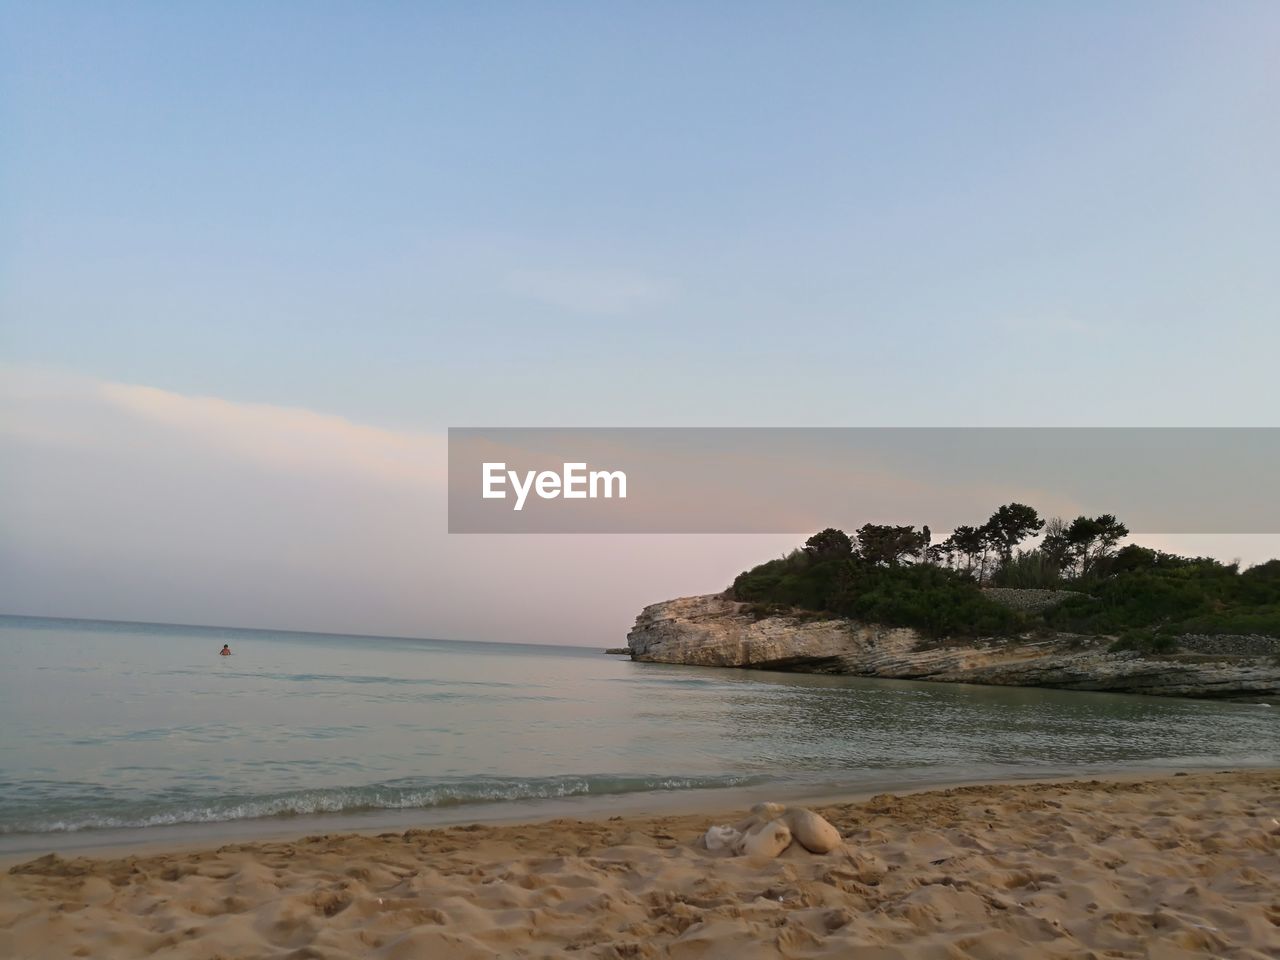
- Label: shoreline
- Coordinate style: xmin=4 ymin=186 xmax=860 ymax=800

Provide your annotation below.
xmin=5 ymin=761 xmax=1277 ymax=867
xmin=4 ymin=769 xmax=1277 ymax=958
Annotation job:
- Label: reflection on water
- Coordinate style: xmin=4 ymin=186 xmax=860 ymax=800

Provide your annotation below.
xmin=624 ymin=663 xmax=1276 ymax=776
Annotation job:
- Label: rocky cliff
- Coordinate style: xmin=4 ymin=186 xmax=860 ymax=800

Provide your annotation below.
xmin=626 ymin=594 xmax=1280 ymax=701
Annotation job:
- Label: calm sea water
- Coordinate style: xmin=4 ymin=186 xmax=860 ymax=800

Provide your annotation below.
xmin=1 ymin=615 xmax=1276 ymax=852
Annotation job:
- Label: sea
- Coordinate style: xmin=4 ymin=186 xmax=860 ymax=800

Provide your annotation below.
xmin=1 ymin=614 xmax=1276 ymax=856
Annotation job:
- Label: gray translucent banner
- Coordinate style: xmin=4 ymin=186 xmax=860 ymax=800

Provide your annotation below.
xmin=448 ymin=428 xmax=1278 ymax=534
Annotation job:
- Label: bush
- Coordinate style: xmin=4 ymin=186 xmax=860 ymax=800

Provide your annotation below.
xmin=732 ymin=529 xmax=1280 ymax=642
xmin=991 ymin=549 xmax=1061 ymax=588
xmin=1046 ymin=553 xmax=1280 ymax=638
xmin=829 ymin=563 xmax=1023 ymax=638
xmin=731 ymin=551 xmax=842 ymax=612
xmin=1108 ymin=629 xmax=1179 ymax=654
xmin=1174 ymin=607 xmax=1280 ymax=636
xmin=731 ymin=546 xmax=1022 ymax=638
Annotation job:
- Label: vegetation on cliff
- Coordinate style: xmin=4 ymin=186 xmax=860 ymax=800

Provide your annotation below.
xmin=733 ymin=550 xmax=1021 ymax=637
xmin=730 ymin=504 xmax=1280 ymax=642
xmin=1048 ymin=555 xmax=1280 ymax=642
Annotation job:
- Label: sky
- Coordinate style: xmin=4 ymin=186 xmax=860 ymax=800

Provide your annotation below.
xmin=2 ymin=3 xmax=1278 ymax=644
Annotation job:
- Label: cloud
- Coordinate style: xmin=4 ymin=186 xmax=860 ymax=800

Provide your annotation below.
xmin=5 ymin=366 xmax=1277 ymax=644
xmin=0 ymin=365 xmax=793 ymax=644
xmin=505 ymin=268 xmax=673 ymax=316
xmin=1 ymin=364 xmax=445 ymax=490
xmin=97 ymin=381 xmax=445 ymax=488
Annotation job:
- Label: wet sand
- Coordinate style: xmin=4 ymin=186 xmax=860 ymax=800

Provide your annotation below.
xmin=2 ymin=770 xmax=1277 ymax=958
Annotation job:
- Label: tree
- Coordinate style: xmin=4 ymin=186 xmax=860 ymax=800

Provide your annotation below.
xmin=1063 ymin=516 xmax=1101 ymax=577
xmin=1093 ymin=514 xmax=1129 ymax=557
xmin=1040 ymin=516 xmax=1071 ymax=572
xmin=983 ymin=503 xmax=1045 ymax=565
xmin=804 ymin=528 xmax=854 ymax=561
xmin=945 ymin=525 xmax=987 ymax=577
xmin=1063 ymin=513 xmax=1130 ymax=578
xmin=857 ymin=524 xmax=925 ymax=566
xmin=927 ymin=538 xmax=952 ymax=567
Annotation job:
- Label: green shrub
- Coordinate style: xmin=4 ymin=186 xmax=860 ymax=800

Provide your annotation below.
xmin=991 ymin=549 xmax=1061 ymax=588
xmin=1108 ymin=629 xmax=1178 ymax=654
xmin=1047 ymin=554 xmax=1280 ymax=638
xmin=732 ymin=528 xmax=1280 ymax=642
xmin=1174 ymin=607 xmax=1280 ymax=636
xmin=829 ymin=563 xmax=1023 ymax=638
xmin=731 ymin=547 xmax=1022 ymax=638
xmin=731 ymin=552 xmax=842 ymax=612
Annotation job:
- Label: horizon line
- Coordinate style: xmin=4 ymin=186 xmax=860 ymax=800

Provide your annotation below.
xmin=0 ymin=612 xmax=599 ymax=651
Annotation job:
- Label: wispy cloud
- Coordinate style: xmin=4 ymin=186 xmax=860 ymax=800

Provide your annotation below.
xmin=6 ymin=367 xmax=1276 ymax=642
xmin=505 ymin=268 xmax=673 ymax=316
xmin=0 ymin=365 xmax=795 ymax=643
xmin=0 ymin=365 xmax=445 ymax=488
xmin=98 ymin=381 xmax=446 ymax=488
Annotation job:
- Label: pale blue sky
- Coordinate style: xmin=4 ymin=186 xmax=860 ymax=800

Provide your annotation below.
xmin=5 ymin=2 xmax=1276 ymax=428
xmin=2 ymin=3 xmax=1278 ymax=640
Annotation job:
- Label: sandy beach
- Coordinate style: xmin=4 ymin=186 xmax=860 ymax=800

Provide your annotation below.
xmin=1 ymin=770 xmax=1276 ymax=959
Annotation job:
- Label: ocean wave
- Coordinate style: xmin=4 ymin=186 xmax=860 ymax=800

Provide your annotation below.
xmin=0 ymin=773 xmax=771 ymax=834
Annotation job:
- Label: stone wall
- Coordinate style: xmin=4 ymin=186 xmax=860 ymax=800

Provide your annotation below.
xmin=981 ymin=588 xmax=1081 ymax=614
xmin=1175 ymin=634 xmax=1280 ymax=657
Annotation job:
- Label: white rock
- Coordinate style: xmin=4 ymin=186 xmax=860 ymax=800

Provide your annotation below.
xmin=782 ymin=807 xmax=842 ymax=854
xmin=703 ymin=824 xmax=742 ymax=852
xmin=736 ymin=819 xmax=792 ymax=859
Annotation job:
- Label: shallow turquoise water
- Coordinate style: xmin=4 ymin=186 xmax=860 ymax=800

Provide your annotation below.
xmin=1 ymin=615 xmax=1275 ymax=846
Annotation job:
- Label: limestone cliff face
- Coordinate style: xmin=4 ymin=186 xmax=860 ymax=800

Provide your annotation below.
xmin=626 ymin=594 xmax=1280 ymax=701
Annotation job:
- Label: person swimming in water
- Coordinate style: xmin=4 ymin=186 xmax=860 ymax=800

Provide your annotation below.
xmin=219 ymin=644 xmax=231 ymax=656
